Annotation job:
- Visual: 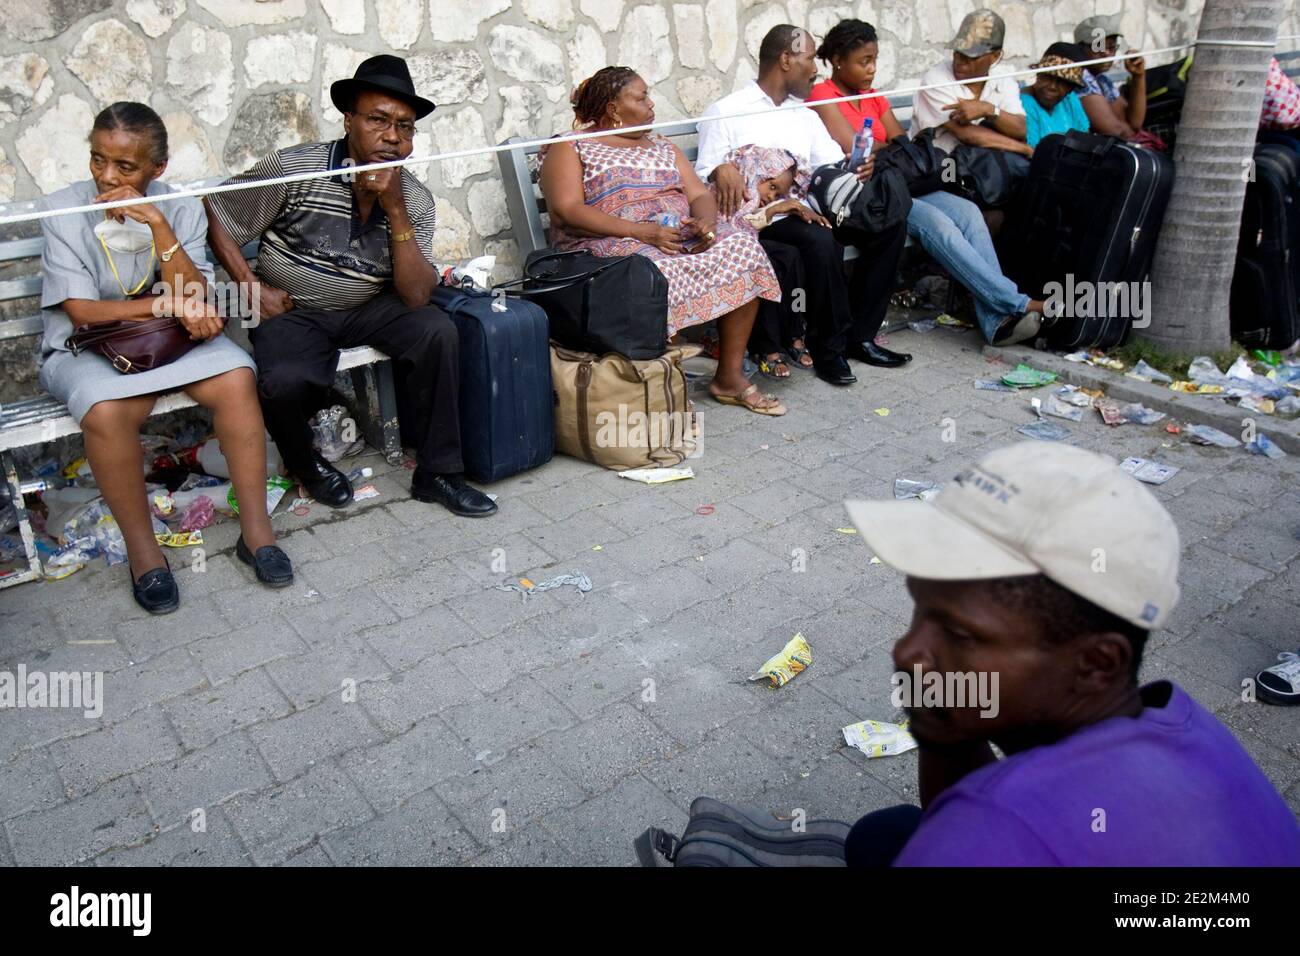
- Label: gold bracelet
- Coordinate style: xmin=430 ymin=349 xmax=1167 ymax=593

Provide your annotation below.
xmin=391 ymin=228 xmax=415 ymax=243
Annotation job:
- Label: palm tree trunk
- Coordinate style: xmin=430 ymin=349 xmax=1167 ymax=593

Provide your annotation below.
xmin=1146 ymin=0 xmax=1284 ymax=354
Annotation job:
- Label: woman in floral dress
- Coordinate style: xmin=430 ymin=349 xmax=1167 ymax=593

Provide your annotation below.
xmin=539 ymin=67 xmax=786 ymax=415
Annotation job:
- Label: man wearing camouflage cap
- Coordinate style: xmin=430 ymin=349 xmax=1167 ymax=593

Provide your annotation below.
xmin=910 ymin=8 xmax=1031 ymax=156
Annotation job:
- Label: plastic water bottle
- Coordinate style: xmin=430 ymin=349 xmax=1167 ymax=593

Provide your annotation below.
xmin=848 ymin=117 xmax=874 ymax=172
xmin=656 ymin=212 xmax=680 ymax=229
xmin=196 ymin=434 xmax=284 ymax=479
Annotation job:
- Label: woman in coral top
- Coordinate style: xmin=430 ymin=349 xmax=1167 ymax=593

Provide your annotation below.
xmin=807 ymin=19 xmax=1046 ymax=346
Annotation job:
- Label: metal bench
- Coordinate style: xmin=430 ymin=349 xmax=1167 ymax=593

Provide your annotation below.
xmin=498 ymin=92 xmax=918 ymax=263
xmin=1276 ymin=49 xmax=1300 ymax=80
xmin=0 ymin=182 xmax=403 ymax=590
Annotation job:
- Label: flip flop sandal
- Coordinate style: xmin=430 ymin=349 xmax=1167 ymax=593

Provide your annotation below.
xmin=1256 ymin=651 xmax=1300 ymax=706
xmin=752 ymin=353 xmax=791 ymax=380
xmin=712 ymin=383 xmax=787 ymax=416
xmin=783 ymin=344 xmax=814 ymax=371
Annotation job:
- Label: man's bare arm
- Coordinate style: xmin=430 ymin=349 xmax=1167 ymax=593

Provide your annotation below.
xmin=944 ymin=121 xmax=1034 ymax=156
xmin=204 ymin=201 xmax=256 ymax=284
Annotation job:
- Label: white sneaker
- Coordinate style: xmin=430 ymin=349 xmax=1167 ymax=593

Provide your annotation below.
xmin=1256 ymin=651 xmax=1300 ymax=706
xmin=995 ymin=310 xmax=1042 ymax=346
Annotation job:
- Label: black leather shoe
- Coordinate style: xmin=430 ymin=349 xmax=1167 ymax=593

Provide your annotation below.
xmin=848 ymin=342 xmax=912 ymax=367
xmin=236 ymin=536 xmax=294 ymax=588
xmin=411 ymin=472 xmax=499 ymax=517
xmin=293 ymin=453 xmax=353 ymax=508
xmin=132 ymin=561 xmax=179 ymax=615
xmin=813 ymin=355 xmax=857 ymax=386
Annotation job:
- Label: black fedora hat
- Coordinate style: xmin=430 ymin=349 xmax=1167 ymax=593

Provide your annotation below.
xmin=330 ymin=54 xmax=436 ymax=120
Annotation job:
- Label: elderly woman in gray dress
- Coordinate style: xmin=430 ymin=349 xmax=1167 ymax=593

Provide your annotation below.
xmin=38 ymin=102 xmax=293 ymax=613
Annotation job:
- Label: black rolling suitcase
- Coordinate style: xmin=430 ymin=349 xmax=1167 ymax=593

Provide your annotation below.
xmin=1005 ymin=131 xmax=1175 ymax=350
xmin=1230 ymin=143 xmax=1300 ymax=349
xmin=431 ymin=284 xmax=554 ymax=483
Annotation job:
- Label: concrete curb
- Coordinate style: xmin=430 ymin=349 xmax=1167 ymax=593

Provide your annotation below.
xmin=985 ymin=344 xmax=1300 ymax=456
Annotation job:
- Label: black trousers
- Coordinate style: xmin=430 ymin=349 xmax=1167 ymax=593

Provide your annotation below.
xmin=249 ymin=291 xmax=463 ymax=476
xmin=844 ymin=804 xmax=923 ymax=866
xmin=759 ymin=215 xmax=907 ymax=361
xmin=749 ymin=238 xmax=807 ymax=357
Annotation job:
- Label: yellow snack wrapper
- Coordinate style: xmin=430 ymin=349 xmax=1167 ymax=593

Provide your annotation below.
xmin=62 ymin=457 xmax=90 ymax=480
xmin=42 ymin=562 xmax=85 ymax=581
xmin=842 ymin=718 xmax=918 ymax=758
xmin=748 ymin=633 xmax=812 ymax=688
xmin=156 ymin=530 xmax=203 ymax=548
xmin=1170 ymin=381 xmax=1224 ymax=394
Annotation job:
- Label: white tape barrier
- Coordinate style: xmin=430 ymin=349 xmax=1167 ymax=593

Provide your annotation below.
xmin=0 ymin=35 xmax=1292 ymax=227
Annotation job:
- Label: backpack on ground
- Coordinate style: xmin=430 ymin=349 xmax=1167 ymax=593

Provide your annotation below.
xmin=634 ymin=796 xmax=851 ymax=867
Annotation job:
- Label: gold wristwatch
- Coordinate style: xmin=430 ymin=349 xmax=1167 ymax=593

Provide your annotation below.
xmin=391 ymin=228 xmax=415 ymax=243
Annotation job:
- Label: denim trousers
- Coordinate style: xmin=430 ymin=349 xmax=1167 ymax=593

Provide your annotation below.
xmin=906 ymin=190 xmax=1029 ymax=342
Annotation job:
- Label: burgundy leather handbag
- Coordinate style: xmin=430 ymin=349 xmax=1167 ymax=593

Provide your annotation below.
xmin=66 ymin=315 xmax=204 ymax=374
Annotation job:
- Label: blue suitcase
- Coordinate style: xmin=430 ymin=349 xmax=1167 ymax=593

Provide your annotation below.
xmin=432 ymin=284 xmax=554 ymax=483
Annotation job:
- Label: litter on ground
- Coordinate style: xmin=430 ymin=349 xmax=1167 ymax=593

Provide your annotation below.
xmin=842 ymin=718 xmax=918 ymax=758
xmin=1120 ymin=457 xmax=1180 ymax=485
xmin=619 ymin=466 xmax=695 ymax=483
xmin=748 ymin=633 xmax=812 ymax=688
xmin=493 ymin=571 xmax=593 ymax=601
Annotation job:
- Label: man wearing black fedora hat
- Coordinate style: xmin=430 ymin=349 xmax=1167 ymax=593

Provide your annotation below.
xmin=205 ymin=54 xmax=498 ymax=518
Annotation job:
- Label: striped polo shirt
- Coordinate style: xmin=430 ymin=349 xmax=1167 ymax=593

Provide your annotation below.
xmin=206 ymin=139 xmax=437 ymax=311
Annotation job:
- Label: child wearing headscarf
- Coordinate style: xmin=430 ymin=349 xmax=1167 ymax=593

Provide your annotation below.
xmin=718 ymin=145 xmax=828 ymax=378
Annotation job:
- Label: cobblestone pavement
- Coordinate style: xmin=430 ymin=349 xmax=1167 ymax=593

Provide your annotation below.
xmin=2 ymin=322 xmax=1298 ymax=866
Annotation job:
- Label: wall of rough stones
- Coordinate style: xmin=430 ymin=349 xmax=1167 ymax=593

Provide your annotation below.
xmin=4 ymin=0 xmax=1297 ymax=282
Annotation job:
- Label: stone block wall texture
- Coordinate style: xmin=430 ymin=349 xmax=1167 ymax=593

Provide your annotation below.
xmin=4 ymin=0 xmax=1299 ymax=281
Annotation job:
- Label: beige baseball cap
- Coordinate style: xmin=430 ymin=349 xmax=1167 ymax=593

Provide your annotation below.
xmin=844 ymin=442 xmax=1181 ymax=629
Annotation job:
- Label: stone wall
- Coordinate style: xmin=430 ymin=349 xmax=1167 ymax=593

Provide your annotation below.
xmin=4 ymin=0 xmax=1297 ymax=280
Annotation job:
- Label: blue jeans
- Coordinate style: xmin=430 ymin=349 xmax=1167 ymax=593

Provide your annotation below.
xmin=906 ymin=191 xmax=1029 ymax=343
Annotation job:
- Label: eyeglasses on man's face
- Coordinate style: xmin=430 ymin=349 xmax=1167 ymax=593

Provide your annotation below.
xmin=350 ymin=111 xmax=417 ymax=140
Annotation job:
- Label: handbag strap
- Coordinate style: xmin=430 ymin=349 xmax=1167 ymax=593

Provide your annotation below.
xmin=494 ymin=252 xmax=630 ymax=297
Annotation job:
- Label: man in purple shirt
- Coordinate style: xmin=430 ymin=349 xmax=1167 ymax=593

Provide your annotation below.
xmin=843 ymin=442 xmax=1300 ymax=866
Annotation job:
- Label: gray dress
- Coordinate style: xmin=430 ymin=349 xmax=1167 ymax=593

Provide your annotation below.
xmin=36 ymin=178 xmax=255 ymax=423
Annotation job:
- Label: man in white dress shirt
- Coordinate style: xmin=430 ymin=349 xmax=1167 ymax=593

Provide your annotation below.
xmin=696 ymin=24 xmax=911 ymax=388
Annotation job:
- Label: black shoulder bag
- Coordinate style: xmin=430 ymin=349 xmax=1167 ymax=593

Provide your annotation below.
xmin=494 ymin=248 xmax=669 ymax=360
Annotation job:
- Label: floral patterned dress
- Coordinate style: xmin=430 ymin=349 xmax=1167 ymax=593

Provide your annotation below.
xmin=542 ymin=133 xmax=780 ymax=334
